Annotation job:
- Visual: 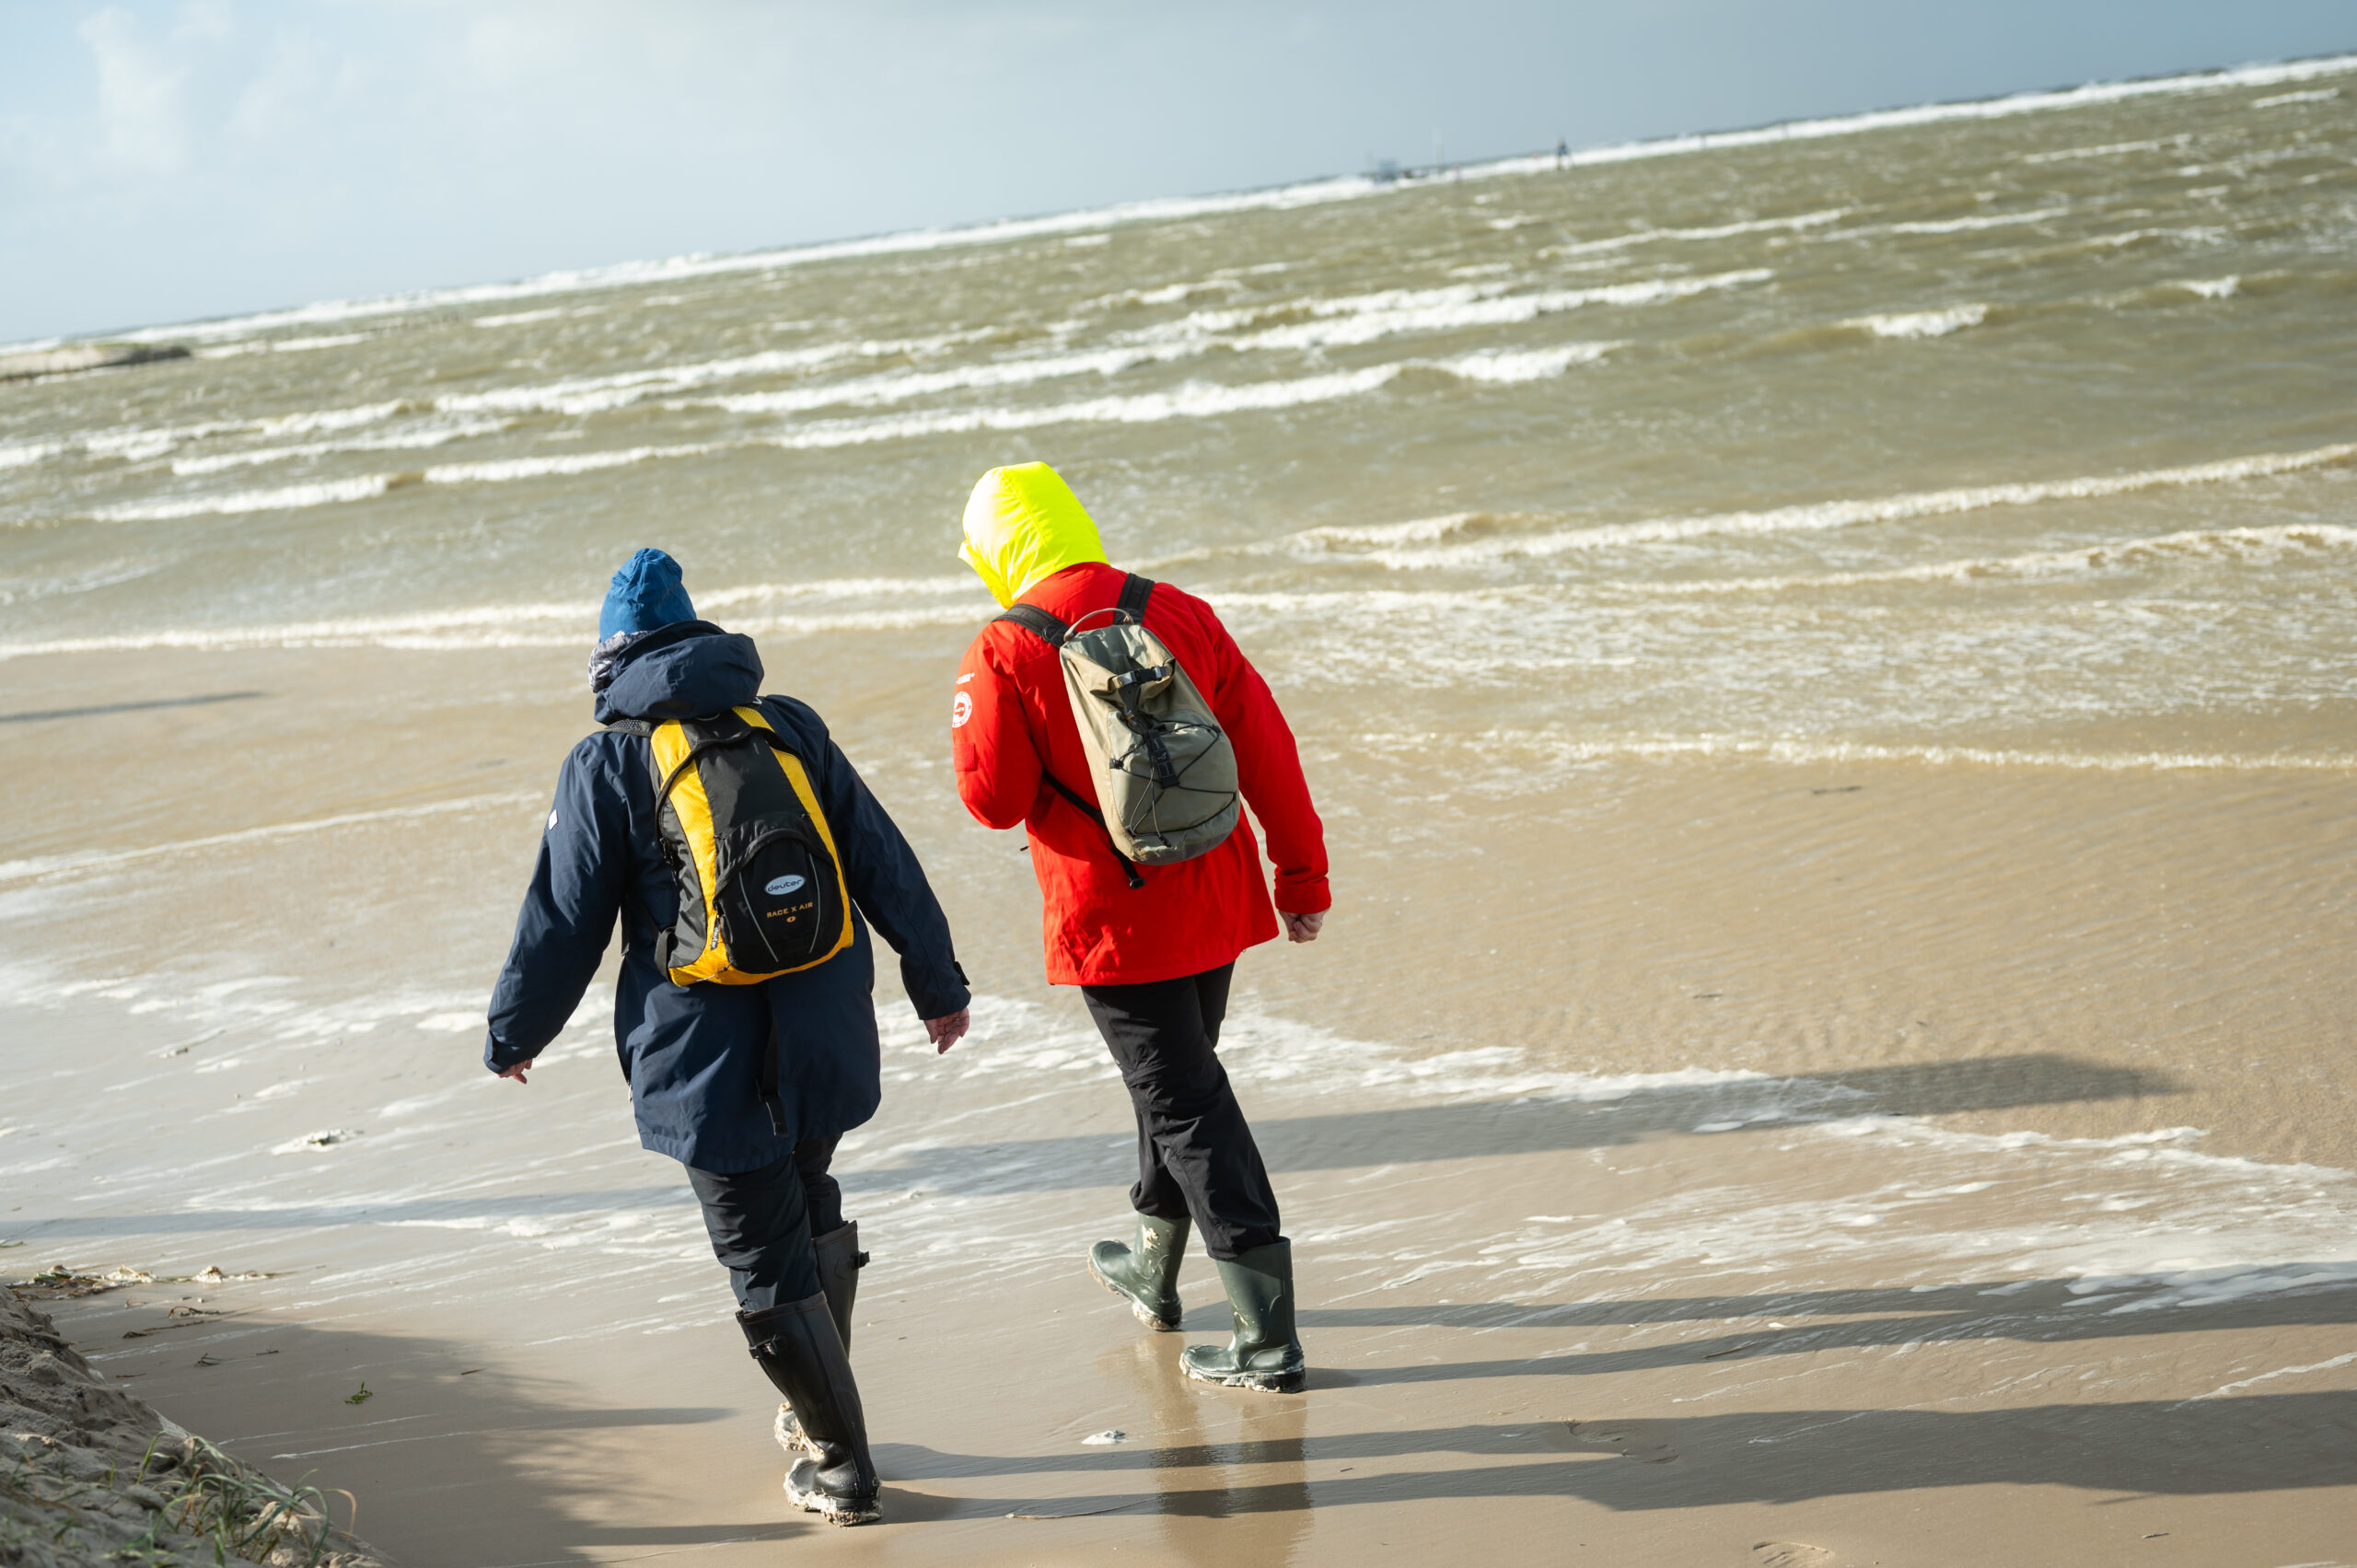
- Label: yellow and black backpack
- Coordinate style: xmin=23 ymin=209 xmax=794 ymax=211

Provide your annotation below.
xmin=614 ymin=704 xmax=854 ymax=986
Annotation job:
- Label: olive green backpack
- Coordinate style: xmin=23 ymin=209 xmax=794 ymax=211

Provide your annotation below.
xmin=997 ymin=575 xmax=1240 ymax=885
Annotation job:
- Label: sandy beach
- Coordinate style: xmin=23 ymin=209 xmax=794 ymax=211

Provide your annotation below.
xmin=9 ymin=636 xmax=2357 ymax=1565
xmin=7 ymin=54 xmax=2357 ymax=1567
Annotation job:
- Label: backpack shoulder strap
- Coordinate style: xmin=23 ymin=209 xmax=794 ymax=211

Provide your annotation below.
xmin=994 ymin=603 xmax=1069 ymax=646
xmin=1116 ymin=574 xmax=1155 ymax=622
xmin=602 ymin=718 xmax=656 ymax=738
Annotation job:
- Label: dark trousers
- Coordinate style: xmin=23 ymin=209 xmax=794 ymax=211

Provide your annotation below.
xmin=1081 ymin=962 xmax=1282 ymax=1260
xmin=686 ymin=1135 xmax=843 ymax=1313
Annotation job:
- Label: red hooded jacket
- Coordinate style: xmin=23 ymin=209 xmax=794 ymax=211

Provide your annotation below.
xmin=952 ymin=562 xmax=1331 ymax=986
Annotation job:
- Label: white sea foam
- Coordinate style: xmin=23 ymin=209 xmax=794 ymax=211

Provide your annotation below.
xmin=1628 ymin=522 xmax=2357 ymax=596
xmin=751 ymin=350 xmax=1596 ymax=451
xmin=2020 ymin=137 xmax=2180 ymax=164
xmin=1539 ymin=209 xmax=1848 ymax=258
xmin=1354 ymin=442 xmax=2357 ymax=566
xmin=1882 ymin=210 xmax=2061 ymax=236
xmin=692 ymin=344 xmax=1184 ymax=416
xmin=0 ymin=577 xmax=984 ymax=659
xmin=422 ymin=445 xmax=716 ymax=485
xmin=699 ymin=575 xmax=976 ymax=608
xmin=0 ymin=439 xmax=65 ymax=470
xmin=1849 ymin=304 xmax=1990 ymax=339
xmin=1144 ymin=270 xmax=1768 ymax=354
xmin=1430 ymin=343 xmax=1620 ymax=382
xmin=256 ymin=402 xmax=407 ymax=437
xmin=0 ymin=604 xmax=592 ymax=658
xmin=761 ymin=366 xmax=1407 ymax=448
xmin=2173 ymin=274 xmax=2240 ymax=299
xmin=430 ymin=342 xmax=886 ymax=417
xmin=2252 ymin=87 xmax=2341 ymax=108
xmin=0 ymin=558 xmax=165 ymax=606
xmin=89 ymin=475 xmax=396 ymax=523
xmin=1362 ymin=726 xmax=2357 ymax=775
xmin=2177 ymin=1350 xmax=2357 ymax=1403
xmin=25 ymin=403 xmax=417 ymax=474
xmin=168 ymin=420 xmax=509 ymax=476
xmin=1288 ymin=512 xmax=1491 ymax=549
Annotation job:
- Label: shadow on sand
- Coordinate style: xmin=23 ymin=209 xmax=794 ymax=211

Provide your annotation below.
xmin=13 ymin=1051 xmax=2175 ymax=1241
xmin=43 ymin=1303 xmax=809 ymax=1567
xmin=887 ymin=1381 xmax=2357 ymax=1515
xmin=860 ymin=1050 xmax=2177 ymax=1196
xmin=0 ymin=691 xmax=266 ymax=725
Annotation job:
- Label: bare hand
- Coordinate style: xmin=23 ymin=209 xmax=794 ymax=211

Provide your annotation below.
xmin=1283 ymin=911 xmax=1325 ymax=944
xmin=497 ymin=1061 xmax=535 ymax=1084
xmin=925 ymin=1009 xmax=970 ymax=1055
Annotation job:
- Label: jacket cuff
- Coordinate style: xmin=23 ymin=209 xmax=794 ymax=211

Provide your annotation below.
xmin=1272 ymin=877 xmax=1331 ymax=916
xmin=902 ymin=957 xmax=972 ymax=1021
xmin=483 ymin=1031 xmax=535 ymax=1073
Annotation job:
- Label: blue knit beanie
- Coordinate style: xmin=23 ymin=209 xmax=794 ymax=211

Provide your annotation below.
xmin=598 ymin=548 xmax=696 ymax=640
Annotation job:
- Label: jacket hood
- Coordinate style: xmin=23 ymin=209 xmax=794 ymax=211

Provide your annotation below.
xmin=959 ymin=462 xmax=1109 ymax=608
xmin=592 ymin=621 xmax=764 ymax=725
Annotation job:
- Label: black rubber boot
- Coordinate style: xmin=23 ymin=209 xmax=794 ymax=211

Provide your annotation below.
xmin=815 ymin=1222 xmax=865 ymax=1349
xmin=1179 ymin=1239 xmax=1306 ymax=1393
xmin=1088 ymin=1213 xmax=1189 ymax=1331
xmin=776 ymin=1224 xmax=866 ymax=1458
xmin=737 ymin=1295 xmax=881 ymax=1526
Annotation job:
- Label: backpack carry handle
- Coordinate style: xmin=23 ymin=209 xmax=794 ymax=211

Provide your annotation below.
xmin=653 ymin=720 xmax=795 ymax=807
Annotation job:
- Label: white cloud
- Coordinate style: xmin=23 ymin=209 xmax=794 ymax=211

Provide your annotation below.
xmin=79 ymin=6 xmax=195 ymax=176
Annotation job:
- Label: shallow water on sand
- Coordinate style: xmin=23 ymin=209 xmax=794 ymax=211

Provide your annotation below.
xmin=4 ymin=56 xmax=2356 ymax=1567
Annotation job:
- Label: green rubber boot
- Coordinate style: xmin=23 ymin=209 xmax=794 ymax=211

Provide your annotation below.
xmin=1180 ymin=1239 xmax=1306 ymax=1393
xmin=1087 ymin=1214 xmax=1190 ymax=1331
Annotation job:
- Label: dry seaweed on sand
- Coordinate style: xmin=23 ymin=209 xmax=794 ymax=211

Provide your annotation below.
xmin=2 ymin=1284 xmax=386 ymax=1568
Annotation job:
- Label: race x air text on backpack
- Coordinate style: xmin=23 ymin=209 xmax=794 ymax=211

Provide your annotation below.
xmin=613 ymin=704 xmax=854 ymax=985
xmin=997 ymin=575 xmax=1240 ymax=878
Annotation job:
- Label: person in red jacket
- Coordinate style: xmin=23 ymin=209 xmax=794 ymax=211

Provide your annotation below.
xmin=950 ymin=461 xmax=1330 ymax=1393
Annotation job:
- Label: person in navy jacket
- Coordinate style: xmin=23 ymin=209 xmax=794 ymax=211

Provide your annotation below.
xmin=485 ymin=548 xmax=970 ymax=1527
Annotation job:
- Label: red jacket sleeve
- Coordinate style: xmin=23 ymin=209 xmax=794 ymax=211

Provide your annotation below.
xmin=951 ymin=629 xmax=1043 ymax=831
xmin=1195 ymin=601 xmax=1331 ymax=915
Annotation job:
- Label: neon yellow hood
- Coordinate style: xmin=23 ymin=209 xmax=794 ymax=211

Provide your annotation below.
xmin=958 ymin=462 xmax=1109 ymax=608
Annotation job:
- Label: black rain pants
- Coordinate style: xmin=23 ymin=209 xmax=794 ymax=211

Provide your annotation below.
xmin=685 ymin=1135 xmax=843 ymax=1313
xmin=1081 ymin=962 xmax=1283 ymax=1260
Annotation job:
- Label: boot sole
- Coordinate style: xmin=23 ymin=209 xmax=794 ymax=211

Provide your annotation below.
xmin=784 ymin=1475 xmax=882 ymax=1527
xmin=1086 ymin=1254 xmax=1180 ymax=1332
xmin=1181 ymin=1359 xmax=1306 ymax=1395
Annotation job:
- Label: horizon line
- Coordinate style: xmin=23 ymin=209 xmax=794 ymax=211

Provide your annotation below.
xmin=17 ymin=46 xmax=2356 ymax=354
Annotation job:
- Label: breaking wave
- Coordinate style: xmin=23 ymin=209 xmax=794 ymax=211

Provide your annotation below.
xmin=0 ymin=575 xmax=989 ymax=660
xmin=1628 ymin=523 xmax=2357 ymax=595
xmin=1346 ymin=443 xmax=2357 ymax=566
xmin=1849 ymin=304 xmax=1991 ymax=339
xmin=57 ymin=350 xmax=1612 ymax=523
xmin=1361 ymin=727 xmax=2357 ymax=775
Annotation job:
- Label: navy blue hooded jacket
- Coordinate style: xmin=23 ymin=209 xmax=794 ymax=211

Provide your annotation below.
xmin=484 ymin=622 xmax=970 ymax=1171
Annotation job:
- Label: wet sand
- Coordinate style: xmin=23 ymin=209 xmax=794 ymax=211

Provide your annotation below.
xmin=8 ymin=642 xmax=2356 ymax=1565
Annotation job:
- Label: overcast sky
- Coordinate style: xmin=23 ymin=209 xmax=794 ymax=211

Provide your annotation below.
xmin=1 ymin=1 xmax=2349 ymax=343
